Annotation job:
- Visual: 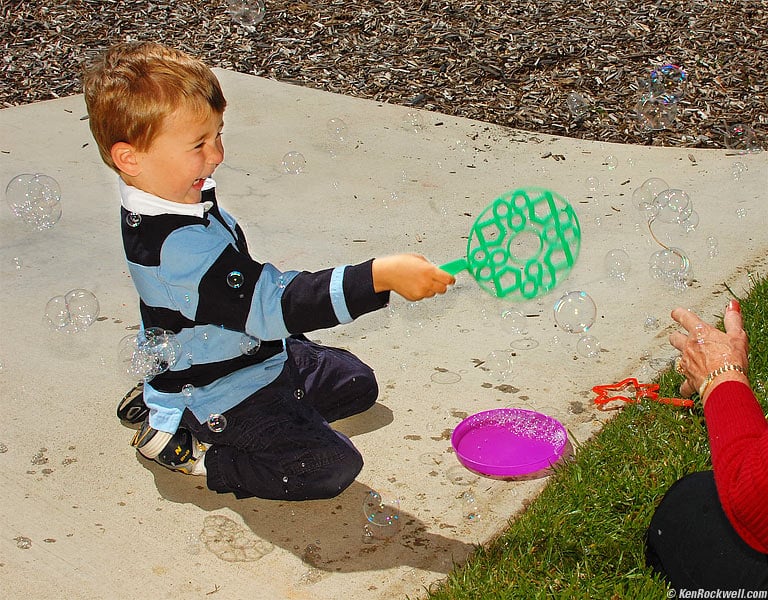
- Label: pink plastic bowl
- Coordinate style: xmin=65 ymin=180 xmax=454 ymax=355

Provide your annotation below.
xmin=451 ymin=408 xmax=568 ymax=477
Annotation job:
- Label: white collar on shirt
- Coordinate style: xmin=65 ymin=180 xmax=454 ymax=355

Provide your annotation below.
xmin=119 ymin=177 xmax=215 ymax=218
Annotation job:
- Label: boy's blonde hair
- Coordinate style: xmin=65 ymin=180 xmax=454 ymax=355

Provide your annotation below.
xmin=83 ymin=42 xmax=227 ymax=173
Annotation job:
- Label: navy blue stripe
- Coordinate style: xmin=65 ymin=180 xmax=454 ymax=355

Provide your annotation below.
xmin=196 ymin=244 xmax=263 ymax=330
xmin=121 ymin=207 xmax=208 ymax=266
xmin=280 ymin=269 xmax=338 ymax=333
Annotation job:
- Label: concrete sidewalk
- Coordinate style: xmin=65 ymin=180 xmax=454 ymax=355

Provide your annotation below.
xmin=1 ymin=68 xmax=766 ymax=600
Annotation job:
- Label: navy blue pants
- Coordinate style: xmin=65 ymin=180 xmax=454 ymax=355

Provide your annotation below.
xmin=645 ymin=471 xmax=768 ymax=591
xmin=182 ymin=337 xmax=378 ymax=500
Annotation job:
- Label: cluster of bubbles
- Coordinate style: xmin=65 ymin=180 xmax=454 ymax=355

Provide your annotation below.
xmin=117 ymin=327 xmax=181 ymax=380
xmin=227 ymin=0 xmax=265 ymax=32
xmin=44 ymin=289 xmax=100 ymax=333
xmin=6 ymin=173 xmax=62 ymax=230
xmin=634 ymin=64 xmax=687 ymax=131
xmin=632 ymin=177 xmax=695 ymax=290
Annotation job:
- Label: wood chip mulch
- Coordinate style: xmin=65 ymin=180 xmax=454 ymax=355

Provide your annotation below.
xmin=1 ymin=0 xmax=766 ymax=149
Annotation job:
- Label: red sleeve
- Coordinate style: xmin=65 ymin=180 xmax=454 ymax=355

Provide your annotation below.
xmin=704 ymin=380 xmax=768 ymax=553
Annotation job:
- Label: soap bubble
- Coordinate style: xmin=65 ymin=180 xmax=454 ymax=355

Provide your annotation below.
xmin=326 ymin=118 xmax=348 ymax=142
xmin=227 ymin=0 xmax=265 ymax=32
xmin=226 ymin=270 xmax=244 ymax=289
xmin=576 ymin=335 xmax=601 ymax=359
xmin=724 ymin=124 xmax=757 ymax=154
xmin=182 ymin=383 xmax=194 ymax=397
xmin=461 ymin=489 xmax=480 ymax=521
xmin=6 ymin=173 xmax=62 ymax=230
xmin=282 ymin=151 xmax=306 ymax=174
xmin=654 ymin=188 xmax=692 ymax=224
xmin=566 ymin=92 xmax=590 ymax=120
xmin=643 ymin=314 xmax=660 ymax=331
xmin=207 ymin=413 xmax=228 ymax=433
xmin=125 ymin=212 xmax=142 ymax=227
xmin=603 ymin=155 xmax=618 ymax=170
xmin=585 ymin=176 xmax=600 ymax=192
xmin=118 ymin=328 xmax=181 ymax=380
xmin=649 ymin=247 xmax=691 ymax=290
xmin=648 ymin=64 xmax=687 ymax=101
xmin=680 ymin=209 xmax=699 ymax=232
xmin=706 ymin=236 xmax=719 ymax=258
xmin=604 ymin=249 xmax=631 ymax=281
xmin=731 ymin=161 xmax=747 ymax=180
xmin=240 ymin=335 xmax=261 ymax=355
xmin=44 ymin=296 xmax=70 ymax=331
xmin=500 ymin=309 xmax=528 ymax=336
xmin=484 ymin=350 xmax=513 ymax=381
xmin=635 ymin=92 xmax=677 ymax=131
xmin=362 ymin=490 xmax=401 ymax=537
xmin=633 ymin=177 xmax=669 ymax=219
xmin=44 ymin=288 xmax=100 ymax=333
xmin=553 ymin=291 xmax=597 ymax=334
xmin=401 ymin=111 xmax=424 ymax=132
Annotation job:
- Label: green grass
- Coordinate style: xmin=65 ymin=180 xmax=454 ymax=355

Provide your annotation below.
xmin=425 ymin=274 xmax=768 ymax=600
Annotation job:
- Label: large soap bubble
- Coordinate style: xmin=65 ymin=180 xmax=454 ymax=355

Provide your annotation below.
xmin=227 ymin=0 xmax=265 ymax=32
xmin=648 ymin=64 xmax=687 ymax=101
xmin=553 ymin=290 xmax=597 ymax=333
xmin=635 ymin=93 xmax=677 ymax=131
xmin=6 ymin=173 xmax=62 ymax=230
xmin=653 ymin=188 xmax=692 ymax=224
xmin=362 ymin=490 xmax=401 ymax=538
xmin=44 ymin=289 xmax=99 ymax=333
xmin=118 ymin=327 xmax=181 ymax=380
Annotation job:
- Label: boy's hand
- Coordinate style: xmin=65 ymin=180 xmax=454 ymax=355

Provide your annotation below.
xmin=372 ymin=254 xmax=455 ymax=301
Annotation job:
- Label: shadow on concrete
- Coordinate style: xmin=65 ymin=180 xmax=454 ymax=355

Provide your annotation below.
xmin=136 ymin=404 xmax=475 ymax=575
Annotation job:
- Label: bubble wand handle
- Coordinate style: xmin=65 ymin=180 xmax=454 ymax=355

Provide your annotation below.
xmin=439 ymin=258 xmax=469 ymax=275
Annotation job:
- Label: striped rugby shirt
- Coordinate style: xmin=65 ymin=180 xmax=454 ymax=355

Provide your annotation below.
xmin=120 ymin=178 xmax=389 ymax=433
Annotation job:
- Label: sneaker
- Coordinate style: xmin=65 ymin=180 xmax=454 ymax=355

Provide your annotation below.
xmin=131 ymin=420 xmax=207 ymax=476
xmin=117 ymin=382 xmax=149 ymax=426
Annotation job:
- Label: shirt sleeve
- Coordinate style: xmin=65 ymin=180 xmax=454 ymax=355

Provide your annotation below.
xmin=704 ymin=380 xmax=768 ymax=553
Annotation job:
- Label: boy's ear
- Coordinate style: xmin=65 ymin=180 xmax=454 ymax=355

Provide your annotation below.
xmin=110 ymin=142 xmax=141 ymax=176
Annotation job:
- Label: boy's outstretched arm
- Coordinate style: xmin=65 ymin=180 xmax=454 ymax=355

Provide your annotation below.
xmin=372 ymin=254 xmax=455 ymax=301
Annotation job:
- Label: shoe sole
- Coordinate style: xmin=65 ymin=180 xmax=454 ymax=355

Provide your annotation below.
xmin=117 ymin=383 xmax=149 ymax=425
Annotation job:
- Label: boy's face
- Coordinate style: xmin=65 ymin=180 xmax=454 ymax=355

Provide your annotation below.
xmin=126 ymin=107 xmax=224 ymax=204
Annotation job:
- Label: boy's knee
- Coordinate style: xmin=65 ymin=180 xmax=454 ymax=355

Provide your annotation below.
xmin=298 ymin=445 xmax=363 ymax=500
xmin=347 ymin=370 xmax=378 ymax=411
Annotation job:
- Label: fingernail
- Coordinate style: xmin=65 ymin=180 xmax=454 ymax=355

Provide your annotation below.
xmin=728 ymin=299 xmax=741 ymax=313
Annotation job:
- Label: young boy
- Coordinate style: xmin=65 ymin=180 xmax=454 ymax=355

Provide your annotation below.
xmin=83 ymin=42 xmax=454 ymax=500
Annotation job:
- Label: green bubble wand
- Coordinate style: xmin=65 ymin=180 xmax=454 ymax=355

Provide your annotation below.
xmin=440 ymin=187 xmax=581 ymax=300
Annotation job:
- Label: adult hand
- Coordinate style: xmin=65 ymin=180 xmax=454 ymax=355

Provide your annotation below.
xmin=668 ymin=300 xmax=749 ymax=402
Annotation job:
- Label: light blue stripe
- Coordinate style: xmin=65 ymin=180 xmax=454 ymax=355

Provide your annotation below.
xmin=144 ymin=348 xmax=288 ymax=431
xmin=244 ymin=263 xmax=298 ymax=340
xmin=330 ymin=265 xmax=352 ymax=324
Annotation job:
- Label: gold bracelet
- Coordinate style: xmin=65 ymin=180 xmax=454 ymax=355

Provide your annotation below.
xmin=698 ymin=363 xmax=746 ymax=397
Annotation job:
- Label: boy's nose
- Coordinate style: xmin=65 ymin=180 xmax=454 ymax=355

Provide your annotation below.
xmin=206 ymin=143 xmax=224 ymax=165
